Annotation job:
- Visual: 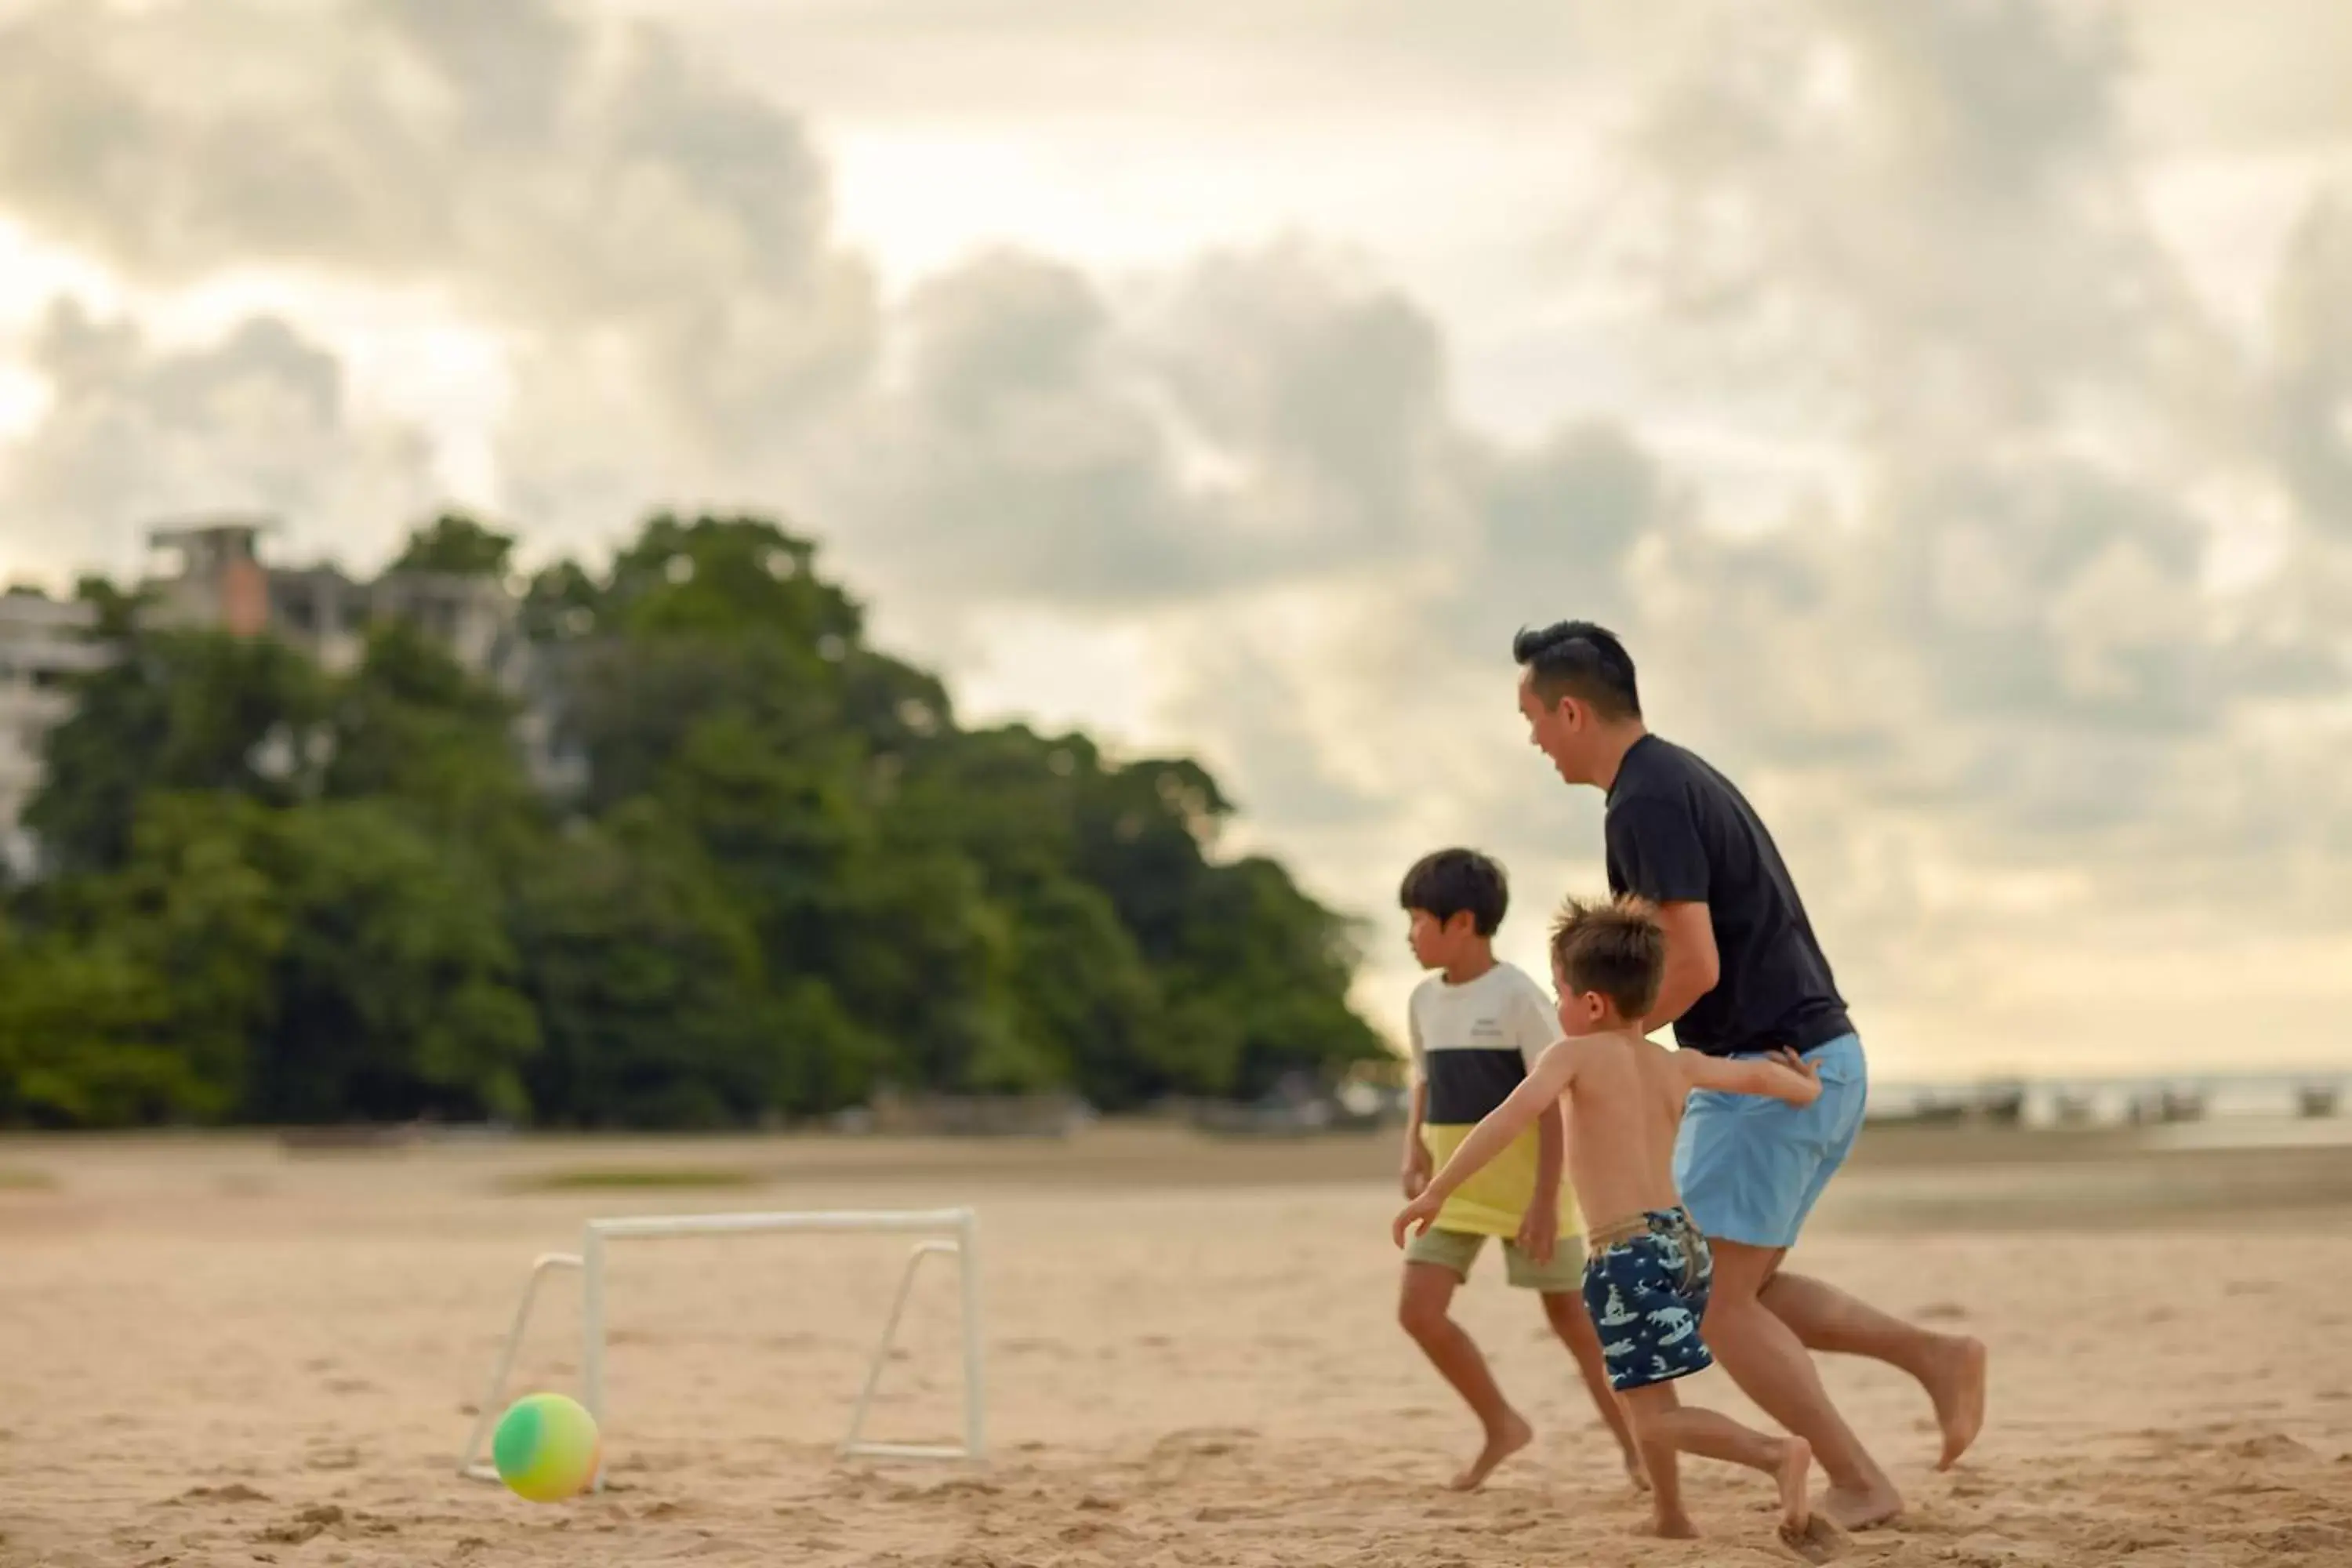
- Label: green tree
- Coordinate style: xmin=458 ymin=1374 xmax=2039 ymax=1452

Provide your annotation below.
xmin=537 ymin=515 xmax=1029 ymax=1102
xmin=1000 ymin=874 xmax=1169 ymax=1104
xmin=323 ymin=621 xmax=543 ymax=864
xmin=5 ymin=507 xmax=1386 ymax=1128
xmin=242 ymin=800 xmax=539 ymax=1123
xmin=0 ymin=926 xmax=187 ymax=1127
xmin=390 ymin=513 xmax=518 ymax=577
xmin=512 ymin=802 xmax=876 ymax=1127
xmin=1160 ymin=855 xmax=1385 ymax=1098
xmin=27 ymin=616 xmax=328 ymax=874
xmin=0 ymin=793 xmax=286 ymax=1126
xmin=880 ymin=726 xmax=1174 ymax=1103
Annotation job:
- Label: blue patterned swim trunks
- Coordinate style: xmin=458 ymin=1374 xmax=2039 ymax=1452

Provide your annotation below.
xmin=1583 ymin=1207 xmax=1714 ymax=1392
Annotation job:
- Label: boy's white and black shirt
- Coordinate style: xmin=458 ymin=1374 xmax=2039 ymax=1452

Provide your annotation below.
xmin=1407 ymin=962 xmax=1580 ymax=1239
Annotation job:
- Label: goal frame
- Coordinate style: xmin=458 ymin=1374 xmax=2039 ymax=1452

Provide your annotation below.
xmin=456 ymin=1206 xmax=985 ymax=1491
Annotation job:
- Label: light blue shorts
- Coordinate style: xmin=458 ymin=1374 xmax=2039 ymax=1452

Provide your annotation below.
xmin=1673 ymin=1033 xmax=1867 ymax=1250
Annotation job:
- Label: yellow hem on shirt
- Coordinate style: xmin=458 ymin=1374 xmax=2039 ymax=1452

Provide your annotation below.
xmin=1420 ymin=1123 xmax=1584 ymax=1238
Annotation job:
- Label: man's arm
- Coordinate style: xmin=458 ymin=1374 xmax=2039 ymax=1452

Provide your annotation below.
xmin=1676 ymin=1046 xmax=1820 ymax=1106
xmin=1422 ymin=1042 xmax=1577 ymax=1208
xmin=1641 ymin=899 xmax=1721 ymax=1034
xmin=1606 ymin=798 xmax=1717 ymax=1036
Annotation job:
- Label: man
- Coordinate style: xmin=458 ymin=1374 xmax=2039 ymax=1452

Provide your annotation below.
xmin=1510 ymin=619 xmax=1987 ymax=1531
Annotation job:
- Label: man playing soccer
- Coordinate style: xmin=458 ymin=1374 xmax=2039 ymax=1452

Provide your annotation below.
xmin=1508 ymin=620 xmax=1989 ymax=1530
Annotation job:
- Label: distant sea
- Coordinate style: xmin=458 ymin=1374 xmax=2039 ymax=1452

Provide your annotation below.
xmin=1866 ymin=1069 xmax=2352 ymax=1141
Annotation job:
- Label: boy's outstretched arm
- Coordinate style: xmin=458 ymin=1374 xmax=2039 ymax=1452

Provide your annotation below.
xmin=1516 ymin=1099 xmax=1565 ymax=1264
xmin=1395 ymin=1040 xmax=1577 ymax=1246
xmin=1676 ymin=1046 xmax=1821 ymax=1106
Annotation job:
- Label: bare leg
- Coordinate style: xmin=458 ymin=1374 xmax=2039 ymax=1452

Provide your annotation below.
xmin=1619 ymin=1385 xmax=1694 ymax=1539
xmin=1620 ymin=1382 xmax=1820 ymax=1547
xmin=1399 ymin=1262 xmax=1533 ymax=1490
xmin=1761 ymin=1271 xmax=1988 ymax=1470
xmin=1540 ymin=1290 xmax=1647 ymax=1490
xmin=1701 ymin=1242 xmax=1902 ymax=1530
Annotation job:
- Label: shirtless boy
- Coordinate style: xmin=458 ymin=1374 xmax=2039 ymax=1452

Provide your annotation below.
xmin=1396 ymin=895 xmax=1840 ymax=1556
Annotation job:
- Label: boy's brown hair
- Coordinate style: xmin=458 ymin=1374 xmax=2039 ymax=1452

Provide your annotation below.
xmin=1548 ymin=895 xmax=1667 ymax=1020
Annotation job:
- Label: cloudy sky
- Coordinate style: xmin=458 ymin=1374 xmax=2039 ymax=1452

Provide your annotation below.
xmin=4 ymin=0 xmax=2351 ymax=1082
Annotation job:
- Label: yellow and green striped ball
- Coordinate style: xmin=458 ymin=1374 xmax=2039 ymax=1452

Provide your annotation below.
xmin=492 ymin=1392 xmax=601 ymax=1502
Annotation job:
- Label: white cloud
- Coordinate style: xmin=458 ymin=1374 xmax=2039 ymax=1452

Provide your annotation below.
xmin=2 ymin=299 xmax=438 ymax=580
xmin=2 ymin=0 xmax=2352 ymax=1076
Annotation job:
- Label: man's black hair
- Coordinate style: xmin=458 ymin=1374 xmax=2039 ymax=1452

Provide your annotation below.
xmin=1512 ymin=619 xmax=1642 ymax=720
xmin=1399 ymin=848 xmax=1509 ymax=937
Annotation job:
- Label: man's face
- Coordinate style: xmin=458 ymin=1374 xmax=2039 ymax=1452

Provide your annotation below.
xmin=1518 ymin=668 xmax=1588 ymax=784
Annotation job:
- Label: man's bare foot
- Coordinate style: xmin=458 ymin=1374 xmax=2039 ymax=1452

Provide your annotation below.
xmin=1449 ymin=1412 xmax=1534 ymax=1491
xmin=1821 ymin=1479 xmax=1903 ymax=1532
xmin=1927 ymin=1335 xmax=1989 ymax=1470
xmin=1649 ymin=1509 xmax=1699 ymax=1540
xmin=1774 ymin=1438 xmax=1814 ymax=1537
xmin=1778 ymin=1515 xmax=1846 ymax=1564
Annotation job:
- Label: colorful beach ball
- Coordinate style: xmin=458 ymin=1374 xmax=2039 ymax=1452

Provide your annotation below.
xmin=492 ymin=1392 xmax=601 ymax=1502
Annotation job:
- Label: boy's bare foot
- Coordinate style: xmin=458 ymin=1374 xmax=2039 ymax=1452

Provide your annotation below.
xmin=1778 ymin=1515 xmax=1846 ymax=1565
xmin=1928 ymin=1335 xmax=1989 ymax=1470
xmin=1821 ymin=1479 xmax=1903 ymax=1532
xmin=1774 ymin=1437 xmax=1814 ymax=1537
xmin=1449 ymin=1411 xmax=1534 ymax=1491
xmin=1648 ymin=1508 xmax=1699 ymax=1540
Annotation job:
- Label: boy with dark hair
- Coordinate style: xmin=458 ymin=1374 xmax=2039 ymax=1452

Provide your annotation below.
xmin=1396 ymin=895 xmax=1838 ymax=1556
xmin=1395 ymin=849 xmax=1641 ymax=1492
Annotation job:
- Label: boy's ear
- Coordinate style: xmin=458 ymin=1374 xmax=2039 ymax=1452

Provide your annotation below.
xmin=1443 ymin=910 xmax=1478 ymax=938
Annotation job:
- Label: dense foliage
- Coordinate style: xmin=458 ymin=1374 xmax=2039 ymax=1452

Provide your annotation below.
xmin=1 ymin=516 xmax=1385 ymax=1128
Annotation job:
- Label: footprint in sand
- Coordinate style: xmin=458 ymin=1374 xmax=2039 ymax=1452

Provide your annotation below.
xmin=2225 ymin=1433 xmax=2318 ymax=1463
xmin=2262 ymin=1523 xmax=2352 ymax=1554
xmin=169 ymin=1485 xmax=272 ymax=1508
xmin=1001 ymin=1337 xmax=1065 ymax=1358
xmin=1778 ymin=1515 xmax=1846 ymax=1564
xmin=254 ymin=1505 xmax=345 ymax=1545
xmin=1149 ymin=1426 xmax=1260 ymax=1462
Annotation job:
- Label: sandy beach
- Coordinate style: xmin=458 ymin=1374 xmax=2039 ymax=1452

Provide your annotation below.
xmin=3 ymin=1123 xmax=2350 ymax=1567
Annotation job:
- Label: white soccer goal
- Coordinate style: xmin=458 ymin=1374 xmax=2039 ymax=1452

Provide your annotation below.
xmin=457 ymin=1206 xmax=985 ymax=1491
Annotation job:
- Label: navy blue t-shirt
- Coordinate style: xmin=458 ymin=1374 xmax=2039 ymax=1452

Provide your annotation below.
xmin=1603 ymin=735 xmax=1851 ymax=1058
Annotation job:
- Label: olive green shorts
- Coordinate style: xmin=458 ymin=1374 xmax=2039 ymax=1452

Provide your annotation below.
xmin=1403 ymin=1225 xmax=1585 ymax=1293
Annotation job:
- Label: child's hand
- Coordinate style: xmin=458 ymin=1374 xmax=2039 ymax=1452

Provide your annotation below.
xmin=1769 ymin=1047 xmax=1822 ymax=1106
xmin=1392 ymin=1189 xmax=1444 ymax=1250
xmin=1401 ymin=1142 xmax=1433 ymax=1200
xmin=1515 ymin=1193 xmax=1559 ymax=1266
